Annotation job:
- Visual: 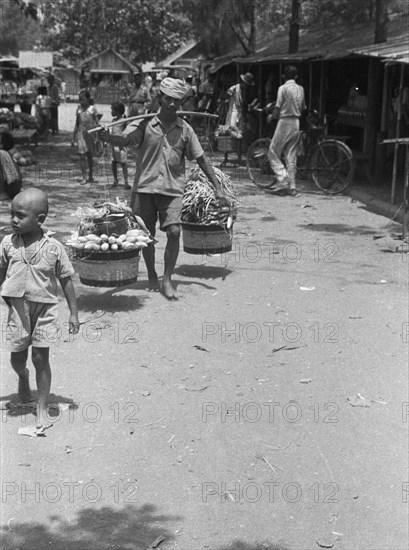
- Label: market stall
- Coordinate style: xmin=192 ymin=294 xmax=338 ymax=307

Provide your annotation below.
xmin=81 ymin=48 xmax=137 ymax=104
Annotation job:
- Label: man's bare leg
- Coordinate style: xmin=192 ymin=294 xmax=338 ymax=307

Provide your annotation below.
xmin=142 ymin=245 xmax=159 ymax=291
xmin=162 ymin=224 xmax=180 ymax=299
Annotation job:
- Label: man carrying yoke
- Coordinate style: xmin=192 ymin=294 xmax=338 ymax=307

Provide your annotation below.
xmin=101 ymin=77 xmax=227 ymax=300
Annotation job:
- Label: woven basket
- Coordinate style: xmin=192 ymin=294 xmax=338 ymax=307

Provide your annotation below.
xmin=217 ymin=136 xmax=238 ymax=153
xmin=70 ymin=247 xmax=140 ymax=287
xmin=182 ymin=223 xmax=233 ymax=255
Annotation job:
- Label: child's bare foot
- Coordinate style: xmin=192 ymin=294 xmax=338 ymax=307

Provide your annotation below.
xmin=148 ymin=275 xmax=159 ymax=292
xmin=36 ymin=404 xmax=50 ymax=430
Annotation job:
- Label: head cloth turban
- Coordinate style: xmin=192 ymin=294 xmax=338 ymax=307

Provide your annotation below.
xmin=160 ymin=77 xmax=187 ymax=100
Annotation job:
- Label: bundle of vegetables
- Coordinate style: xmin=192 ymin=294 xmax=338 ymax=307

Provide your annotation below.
xmin=0 ymin=108 xmax=14 ymax=124
xmin=215 ymin=124 xmax=243 ymax=140
xmin=8 ymin=146 xmax=37 ymax=166
xmin=13 ymin=113 xmax=38 ymax=130
xmin=74 ymin=197 xmax=132 ymax=236
xmin=93 ymin=198 xmax=132 ymax=216
xmin=67 ymin=229 xmax=152 ymax=252
xmin=181 ymin=166 xmax=238 ymax=227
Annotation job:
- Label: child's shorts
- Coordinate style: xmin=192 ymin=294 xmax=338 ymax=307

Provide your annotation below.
xmin=112 ymin=146 xmax=128 ymax=164
xmin=4 ymin=298 xmax=59 ymax=352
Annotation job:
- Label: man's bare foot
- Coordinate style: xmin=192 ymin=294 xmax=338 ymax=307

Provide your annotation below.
xmin=148 ymin=276 xmax=160 ymax=292
xmin=161 ymin=278 xmax=177 ymax=300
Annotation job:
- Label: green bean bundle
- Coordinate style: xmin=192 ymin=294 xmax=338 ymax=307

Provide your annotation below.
xmin=182 ymin=166 xmax=238 ymax=226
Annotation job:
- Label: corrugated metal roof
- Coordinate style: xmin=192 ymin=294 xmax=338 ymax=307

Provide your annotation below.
xmin=351 ymin=36 xmax=409 ymax=63
xmin=211 ymin=17 xmax=408 ymax=68
xmin=158 ymin=40 xmax=199 ymax=67
xmin=0 ymin=56 xmax=19 ymax=65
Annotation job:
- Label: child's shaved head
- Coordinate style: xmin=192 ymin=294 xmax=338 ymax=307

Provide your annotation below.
xmin=12 ymin=188 xmax=49 ymax=217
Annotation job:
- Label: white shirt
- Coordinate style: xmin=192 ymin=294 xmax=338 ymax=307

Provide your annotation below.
xmin=276 ymin=79 xmax=306 ymax=118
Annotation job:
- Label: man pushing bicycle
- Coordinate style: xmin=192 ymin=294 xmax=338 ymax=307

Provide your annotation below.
xmin=266 ymin=65 xmax=306 ymax=196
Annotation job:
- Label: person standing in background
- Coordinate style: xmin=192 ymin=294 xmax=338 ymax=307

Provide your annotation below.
xmin=198 ymin=72 xmax=216 ymax=113
xmin=47 ymin=75 xmax=60 ymax=135
xmin=267 ymin=65 xmax=306 ymax=196
xmin=181 ymin=75 xmax=197 ymax=113
xmin=127 ymin=72 xmax=151 ymax=117
xmin=18 ymin=76 xmax=35 ymax=115
xmin=35 ymin=86 xmax=52 ymax=141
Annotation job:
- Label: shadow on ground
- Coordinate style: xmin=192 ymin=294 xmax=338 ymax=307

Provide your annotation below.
xmin=298 ymin=222 xmax=378 ymax=235
xmin=216 ymin=543 xmax=291 ymax=550
xmin=0 ymin=391 xmax=78 ymax=419
xmin=0 ymin=504 xmax=179 ymax=550
xmin=76 ymin=289 xmax=148 ymax=314
xmin=175 ymin=264 xmax=233 ymax=281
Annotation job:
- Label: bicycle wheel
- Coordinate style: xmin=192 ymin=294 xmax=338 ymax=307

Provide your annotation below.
xmin=311 ymin=140 xmax=355 ymax=194
xmin=246 ymin=138 xmax=274 ymax=189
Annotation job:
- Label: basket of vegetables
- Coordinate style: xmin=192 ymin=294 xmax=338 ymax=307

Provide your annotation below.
xmin=215 ymin=125 xmax=242 ymax=153
xmin=181 ymin=166 xmax=238 ymax=255
xmin=67 ymin=198 xmax=152 ymax=287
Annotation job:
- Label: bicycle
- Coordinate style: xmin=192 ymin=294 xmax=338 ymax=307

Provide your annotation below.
xmin=246 ymin=110 xmax=355 ymax=194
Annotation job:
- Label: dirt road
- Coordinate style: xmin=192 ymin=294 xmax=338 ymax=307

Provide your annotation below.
xmin=0 ymin=133 xmax=408 ymax=550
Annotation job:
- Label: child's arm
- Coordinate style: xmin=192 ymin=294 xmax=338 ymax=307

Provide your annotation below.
xmin=0 ymin=267 xmax=6 ymax=288
xmin=72 ymin=112 xmax=79 ymax=145
xmin=0 ymin=267 xmax=10 ymax=306
xmin=59 ymin=276 xmax=80 ymax=334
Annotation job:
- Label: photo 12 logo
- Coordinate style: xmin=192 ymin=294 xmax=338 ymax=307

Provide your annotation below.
xmin=202 ymin=481 xmax=340 ymax=504
xmin=1 ymin=480 xmax=139 ymax=504
xmin=202 ymin=401 xmax=340 ymax=424
xmin=202 ymin=321 xmax=339 ymax=345
xmin=1 ymin=321 xmax=140 ymax=345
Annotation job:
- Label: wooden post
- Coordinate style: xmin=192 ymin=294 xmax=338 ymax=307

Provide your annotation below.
xmin=391 ymin=64 xmax=405 ymax=204
xmin=259 ymin=63 xmax=262 ymax=138
xmin=375 ymin=63 xmax=389 ymax=182
xmin=308 ymin=62 xmax=313 ymax=109
xmin=363 ymin=58 xmax=382 ymax=175
xmin=319 ymin=61 xmax=326 ymax=122
xmin=380 ymin=64 xmax=389 ymax=132
xmin=404 ymin=143 xmax=409 ymax=238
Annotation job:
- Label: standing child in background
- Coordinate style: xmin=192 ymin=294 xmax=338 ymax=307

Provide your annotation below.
xmin=47 ymin=74 xmax=60 ymax=135
xmin=71 ymin=89 xmax=101 ymax=185
xmin=110 ymin=102 xmax=130 ymax=189
xmin=0 ymin=188 xmax=79 ymax=433
xmin=35 ymin=86 xmax=52 ymax=141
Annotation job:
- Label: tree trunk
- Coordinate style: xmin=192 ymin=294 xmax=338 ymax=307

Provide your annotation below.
xmin=289 ymin=0 xmax=300 ymax=54
xmin=248 ymin=0 xmax=257 ymax=54
xmin=374 ymin=0 xmax=388 ymax=43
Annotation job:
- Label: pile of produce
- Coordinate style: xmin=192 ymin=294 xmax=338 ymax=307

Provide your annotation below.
xmin=215 ymin=124 xmax=243 ymax=140
xmin=8 ymin=146 xmax=37 ymax=167
xmin=67 ymin=197 xmax=152 ymax=252
xmin=181 ymin=166 xmax=238 ymax=227
xmin=13 ymin=112 xmax=38 ymax=130
xmin=67 ymin=229 xmax=151 ymax=252
xmin=0 ymin=108 xmax=14 ymax=125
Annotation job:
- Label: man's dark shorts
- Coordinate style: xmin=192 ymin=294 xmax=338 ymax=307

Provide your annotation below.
xmin=131 ymin=192 xmax=183 ymax=233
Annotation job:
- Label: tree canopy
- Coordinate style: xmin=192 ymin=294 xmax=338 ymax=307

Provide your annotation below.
xmin=0 ymin=0 xmax=404 ymax=63
xmin=37 ymin=0 xmax=193 ymax=64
